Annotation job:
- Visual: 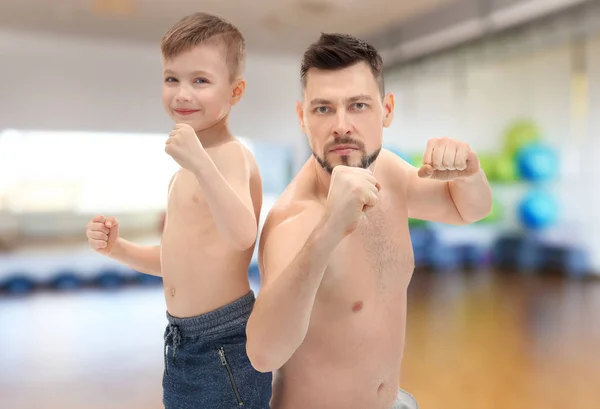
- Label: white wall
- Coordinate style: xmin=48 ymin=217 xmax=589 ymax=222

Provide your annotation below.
xmin=383 ymin=30 xmax=600 ymax=273
xmin=0 ymin=28 xmax=306 ymax=154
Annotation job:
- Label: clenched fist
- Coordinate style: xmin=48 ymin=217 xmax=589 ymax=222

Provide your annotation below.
xmin=418 ymin=137 xmax=479 ymax=180
xmin=165 ymin=123 xmax=205 ymax=171
xmin=86 ymin=215 xmax=119 ymax=255
xmin=325 ymin=166 xmax=381 ymax=238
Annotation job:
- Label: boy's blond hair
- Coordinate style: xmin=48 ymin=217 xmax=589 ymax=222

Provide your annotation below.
xmin=161 ymin=12 xmax=246 ymax=81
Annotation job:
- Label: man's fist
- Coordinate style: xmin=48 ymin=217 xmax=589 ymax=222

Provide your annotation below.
xmin=86 ymin=215 xmax=119 ymax=255
xmin=418 ymin=137 xmax=479 ymax=180
xmin=325 ymin=166 xmax=381 ymax=238
xmin=165 ymin=123 xmax=205 ymax=171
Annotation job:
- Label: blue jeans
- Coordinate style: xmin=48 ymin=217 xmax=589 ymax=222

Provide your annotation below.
xmin=162 ymin=291 xmax=272 ymax=408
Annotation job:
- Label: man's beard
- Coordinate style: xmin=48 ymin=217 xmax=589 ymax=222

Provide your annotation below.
xmin=313 ymin=136 xmax=381 ymax=174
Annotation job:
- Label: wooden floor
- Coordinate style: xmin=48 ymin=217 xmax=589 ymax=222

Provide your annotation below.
xmin=1 ymin=270 xmax=599 ymax=409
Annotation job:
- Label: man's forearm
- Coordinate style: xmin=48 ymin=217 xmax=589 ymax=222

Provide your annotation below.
xmin=448 ymin=169 xmax=493 ymax=223
xmin=191 ymin=153 xmax=257 ymax=251
xmin=109 ymin=239 xmax=161 ymax=277
xmin=246 ymin=218 xmax=342 ymax=373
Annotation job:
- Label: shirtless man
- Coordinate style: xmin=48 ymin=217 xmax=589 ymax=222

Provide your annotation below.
xmin=246 ymin=33 xmax=492 ymax=409
xmin=85 ymin=13 xmax=272 ymax=409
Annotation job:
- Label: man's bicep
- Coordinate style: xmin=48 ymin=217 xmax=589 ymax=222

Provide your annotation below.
xmin=259 ymin=211 xmax=319 ymax=289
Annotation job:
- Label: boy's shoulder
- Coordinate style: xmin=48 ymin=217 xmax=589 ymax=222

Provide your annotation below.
xmin=207 ymin=138 xmax=255 ymax=166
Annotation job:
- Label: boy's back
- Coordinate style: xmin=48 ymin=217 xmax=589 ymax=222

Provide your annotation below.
xmin=162 ymin=140 xmax=262 ymax=317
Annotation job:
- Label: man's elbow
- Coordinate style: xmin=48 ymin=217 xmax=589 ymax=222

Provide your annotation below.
xmin=459 ymin=201 xmax=493 ymax=224
xmin=246 ymin=339 xmax=280 ymax=373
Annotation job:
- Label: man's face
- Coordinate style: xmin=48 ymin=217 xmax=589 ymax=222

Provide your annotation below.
xmin=297 ymin=62 xmax=394 ymax=174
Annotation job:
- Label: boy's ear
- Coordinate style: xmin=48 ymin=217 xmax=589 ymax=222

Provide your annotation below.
xmin=231 ymin=78 xmax=246 ymax=105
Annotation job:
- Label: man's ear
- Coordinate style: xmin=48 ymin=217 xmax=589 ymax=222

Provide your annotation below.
xmin=382 ymin=92 xmax=395 ymax=128
xmin=296 ymin=100 xmax=307 ymax=134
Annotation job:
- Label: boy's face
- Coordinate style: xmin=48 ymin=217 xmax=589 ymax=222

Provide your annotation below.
xmin=162 ymin=42 xmax=244 ymax=132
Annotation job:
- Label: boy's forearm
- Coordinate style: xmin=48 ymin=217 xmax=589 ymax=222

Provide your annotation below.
xmin=109 ymin=239 xmax=161 ymax=277
xmin=191 ymin=154 xmax=257 ymax=251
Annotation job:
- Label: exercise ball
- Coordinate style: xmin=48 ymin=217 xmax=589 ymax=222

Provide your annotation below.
xmin=408 ymin=218 xmax=428 ymax=228
xmin=516 ymin=143 xmax=558 ymax=182
xmin=411 ymin=154 xmax=423 ymax=169
xmin=479 ymin=198 xmax=502 ymax=223
xmin=495 ymin=155 xmax=519 ymax=182
xmin=504 ymin=120 xmax=541 ymax=157
xmin=478 ymin=154 xmax=497 ymax=181
xmin=518 ymin=190 xmax=558 ymax=230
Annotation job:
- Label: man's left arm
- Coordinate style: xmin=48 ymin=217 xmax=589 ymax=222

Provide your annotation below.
xmin=190 ymin=142 xmax=258 ymax=251
xmin=402 ymin=137 xmax=493 ymax=225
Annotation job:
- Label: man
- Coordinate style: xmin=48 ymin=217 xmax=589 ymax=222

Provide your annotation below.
xmin=246 ymin=33 xmax=492 ymax=409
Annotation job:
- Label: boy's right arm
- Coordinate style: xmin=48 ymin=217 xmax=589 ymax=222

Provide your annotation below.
xmin=86 ymin=215 xmax=162 ymax=277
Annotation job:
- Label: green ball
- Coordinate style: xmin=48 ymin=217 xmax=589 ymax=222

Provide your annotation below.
xmin=504 ymin=120 xmax=541 ymax=157
xmin=478 ymin=154 xmax=497 ymax=181
xmin=479 ymin=199 xmax=502 ymax=223
xmin=408 ymin=218 xmax=427 ymax=227
xmin=495 ymin=155 xmax=519 ymax=182
xmin=411 ymin=154 xmax=423 ymax=168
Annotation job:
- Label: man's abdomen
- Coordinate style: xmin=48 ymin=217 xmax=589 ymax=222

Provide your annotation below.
xmin=273 ymin=299 xmax=407 ymax=409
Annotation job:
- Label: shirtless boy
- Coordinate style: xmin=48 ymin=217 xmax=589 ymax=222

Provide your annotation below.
xmin=246 ymin=33 xmax=492 ymax=409
xmin=85 ymin=12 xmax=272 ymax=409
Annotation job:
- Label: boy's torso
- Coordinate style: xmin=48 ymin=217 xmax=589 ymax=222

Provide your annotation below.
xmin=161 ymin=142 xmax=259 ymax=318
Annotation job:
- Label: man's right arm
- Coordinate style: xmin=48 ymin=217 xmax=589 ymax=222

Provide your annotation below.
xmin=246 ymin=207 xmax=343 ymax=373
xmin=109 ymin=239 xmax=162 ymax=277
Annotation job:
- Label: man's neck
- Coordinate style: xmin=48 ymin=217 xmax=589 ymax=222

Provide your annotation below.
xmin=313 ymin=158 xmax=332 ymax=200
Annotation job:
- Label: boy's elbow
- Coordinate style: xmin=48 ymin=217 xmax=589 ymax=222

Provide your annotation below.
xmin=232 ymin=227 xmax=257 ymax=251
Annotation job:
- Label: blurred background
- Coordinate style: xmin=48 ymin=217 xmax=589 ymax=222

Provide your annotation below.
xmin=1 ymin=0 xmax=600 ymax=408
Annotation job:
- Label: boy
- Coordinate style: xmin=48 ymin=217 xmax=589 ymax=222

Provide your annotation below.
xmin=85 ymin=12 xmax=272 ymax=409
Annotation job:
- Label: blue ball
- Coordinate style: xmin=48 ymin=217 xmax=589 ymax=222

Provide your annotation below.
xmin=518 ymin=191 xmax=558 ymax=230
xmin=516 ymin=143 xmax=559 ymax=182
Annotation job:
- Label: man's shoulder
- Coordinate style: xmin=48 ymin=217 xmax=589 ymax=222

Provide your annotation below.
xmin=267 ymin=197 xmax=321 ymax=231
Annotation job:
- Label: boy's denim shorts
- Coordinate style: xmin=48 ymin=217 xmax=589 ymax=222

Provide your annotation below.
xmin=162 ymin=291 xmax=272 ymax=408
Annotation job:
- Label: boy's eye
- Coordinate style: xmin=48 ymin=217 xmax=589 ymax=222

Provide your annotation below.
xmin=165 ymin=77 xmax=177 ymax=83
xmin=194 ymin=78 xmax=209 ymax=84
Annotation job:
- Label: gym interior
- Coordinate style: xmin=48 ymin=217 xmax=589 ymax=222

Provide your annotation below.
xmin=1 ymin=1 xmax=599 ymax=408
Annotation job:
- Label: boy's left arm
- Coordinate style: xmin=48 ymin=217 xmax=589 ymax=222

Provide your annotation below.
xmin=165 ymin=124 xmax=258 ymax=251
xmin=399 ymin=137 xmax=493 ymax=225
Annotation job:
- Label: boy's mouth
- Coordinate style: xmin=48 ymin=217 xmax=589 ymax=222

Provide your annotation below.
xmin=173 ymin=109 xmax=199 ymax=116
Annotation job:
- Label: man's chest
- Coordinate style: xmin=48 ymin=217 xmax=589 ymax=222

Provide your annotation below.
xmin=322 ymin=205 xmax=414 ymax=292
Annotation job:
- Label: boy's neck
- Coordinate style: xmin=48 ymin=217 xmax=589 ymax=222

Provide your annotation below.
xmin=195 ymin=115 xmax=234 ymax=148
